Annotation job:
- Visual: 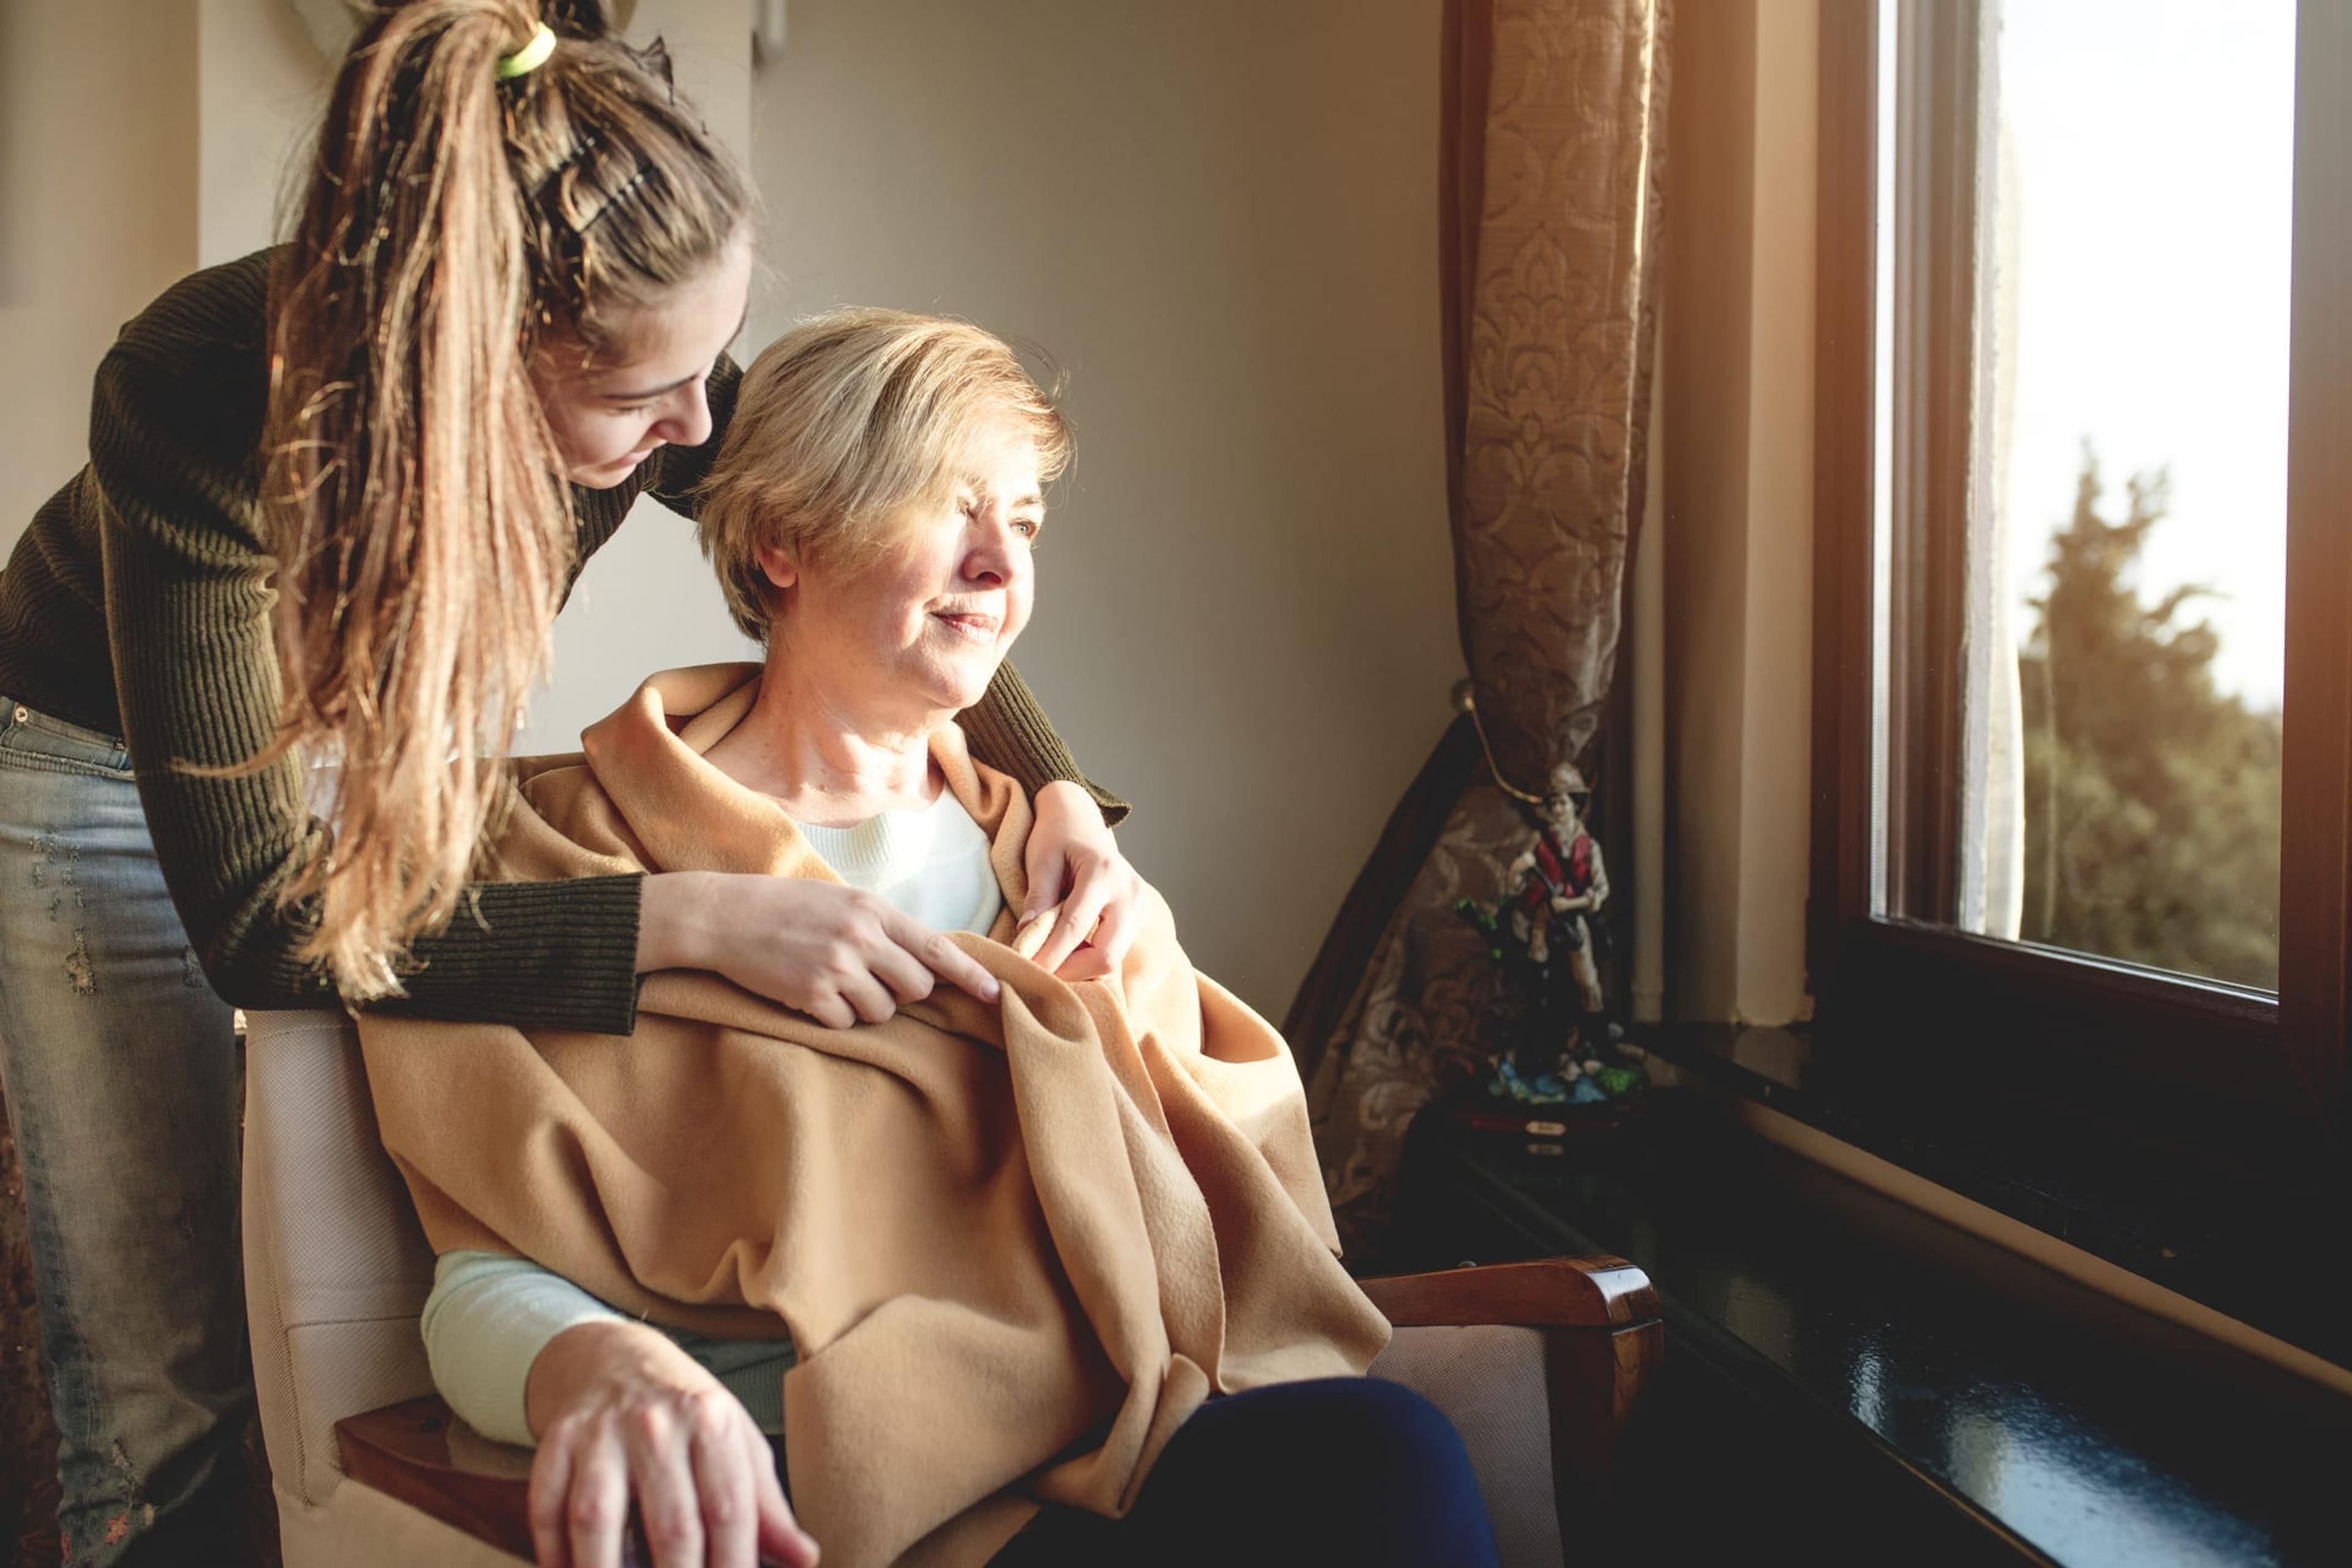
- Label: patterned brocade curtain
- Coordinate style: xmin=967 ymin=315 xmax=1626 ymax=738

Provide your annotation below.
xmin=1299 ymin=0 xmax=1669 ymax=1261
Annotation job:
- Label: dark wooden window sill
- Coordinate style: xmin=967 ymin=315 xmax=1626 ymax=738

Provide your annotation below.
xmin=1391 ymin=1090 xmax=2352 ymax=1567
xmin=1630 ymin=1022 xmax=2352 ymax=1370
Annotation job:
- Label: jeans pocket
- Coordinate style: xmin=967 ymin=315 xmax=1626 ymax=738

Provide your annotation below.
xmin=0 ymin=694 xmax=133 ymax=777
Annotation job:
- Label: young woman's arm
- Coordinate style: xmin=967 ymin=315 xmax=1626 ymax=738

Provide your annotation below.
xmin=90 ymin=259 xmax=652 ymax=1033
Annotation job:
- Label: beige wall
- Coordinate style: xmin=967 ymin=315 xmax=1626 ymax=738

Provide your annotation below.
xmin=3 ymin=0 xmax=1461 ymax=1021
xmin=197 ymin=0 xmax=321 ymax=267
xmin=1654 ymin=0 xmax=1817 ymax=1027
xmin=703 ymin=0 xmax=1462 ymax=1012
xmin=0 ymin=0 xmax=1825 ymax=1030
xmin=1735 ymin=3 xmax=1818 ymax=1027
xmin=0 ymin=0 xmax=200 ymax=544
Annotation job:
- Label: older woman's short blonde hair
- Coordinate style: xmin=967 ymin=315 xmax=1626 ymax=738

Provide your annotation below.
xmin=695 ymin=307 xmax=1072 ymax=642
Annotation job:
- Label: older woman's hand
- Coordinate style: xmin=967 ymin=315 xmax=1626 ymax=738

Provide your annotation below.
xmin=525 ymin=1321 xmax=818 ymax=1568
xmin=1022 ymin=781 xmax=1147 ymax=980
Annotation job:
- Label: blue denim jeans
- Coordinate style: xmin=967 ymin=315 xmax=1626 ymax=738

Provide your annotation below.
xmin=0 ymin=696 xmax=251 ymax=1565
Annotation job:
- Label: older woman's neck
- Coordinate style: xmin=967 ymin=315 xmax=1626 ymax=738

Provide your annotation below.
xmin=707 ymin=663 xmax=952 ymax=828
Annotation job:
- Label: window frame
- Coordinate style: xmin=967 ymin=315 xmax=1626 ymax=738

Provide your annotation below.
xmin=1807 ymin=0 xmax=2348 ymax=1213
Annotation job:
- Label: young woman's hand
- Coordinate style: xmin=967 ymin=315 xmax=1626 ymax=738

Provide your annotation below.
xmin=524 ymin=1320 xmax=818 ymax=1568
xmin=638 ymin=872 xmax=999 ymax=1029
xmin=1021 ymin=780 xmax=1147 ymax=980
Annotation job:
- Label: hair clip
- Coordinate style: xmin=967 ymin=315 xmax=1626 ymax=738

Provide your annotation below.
xmin=578 ymin=162 xmax=655 ymax=232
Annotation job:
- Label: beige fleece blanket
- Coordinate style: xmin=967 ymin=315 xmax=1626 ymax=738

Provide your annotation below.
xmin=359 ymin=665 xmax=1389 ymax=1568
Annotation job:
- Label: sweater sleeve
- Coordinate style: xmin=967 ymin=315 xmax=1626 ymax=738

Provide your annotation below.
xmin=420 ymin=1252 xmax=630 ymax=1448
xmin=642 ymin=353 xmax=1131 ymax=827
xmin=960 ymin=663 xmax=1130 ymax=826
xmin=88 ymin=284 xmax=649 ymax=1035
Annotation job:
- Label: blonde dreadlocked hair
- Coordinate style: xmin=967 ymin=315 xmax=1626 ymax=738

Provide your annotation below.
xmin=258 ymin=0 xmax=749 ymax=998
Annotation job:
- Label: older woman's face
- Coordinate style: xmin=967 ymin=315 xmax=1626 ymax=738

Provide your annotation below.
xmin=764 ymin=423 xmax=1042 ymax=718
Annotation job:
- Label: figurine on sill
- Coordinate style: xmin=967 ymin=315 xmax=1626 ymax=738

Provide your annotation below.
xmin=1510 ymin=765 xmax=1611 ymax=1017
xmin=1455 ymin=763 xmax=1644 ymax=1122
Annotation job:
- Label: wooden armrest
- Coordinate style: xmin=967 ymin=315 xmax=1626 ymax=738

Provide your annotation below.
xmin=341 ymin=1261 xmax=1666 ymax=1555
xmin=1359 ymin=1254 xmax=1657 ymax=1330
xmin=339 ymin=1398 xmax=535 ymax=1561
xmin=341 ymin=1398 xmax=793 ymax=1564
xmin=1362 ymin=1257 xmax=1662 ymax=1517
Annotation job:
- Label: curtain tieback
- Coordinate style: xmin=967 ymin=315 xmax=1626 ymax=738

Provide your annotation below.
xmin=1450 ymin=679 xmax=1548 ymax=806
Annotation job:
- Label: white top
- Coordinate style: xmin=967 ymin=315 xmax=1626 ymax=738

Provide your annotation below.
xmin=420 ymin=785 xmax=1006 ymax=1446
xmin=793 ymin=785 xmax=1005 ymax=938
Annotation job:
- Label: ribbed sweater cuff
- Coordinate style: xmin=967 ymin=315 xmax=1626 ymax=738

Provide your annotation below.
xmin=374 ymin=875 xmax=646 ymax=1036
xmin=1082 ymin=778 xmax=1132 ymax=828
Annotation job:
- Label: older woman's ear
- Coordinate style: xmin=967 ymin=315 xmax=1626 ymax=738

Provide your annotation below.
xmin=756 ymin=540 xmax=799 ymax=592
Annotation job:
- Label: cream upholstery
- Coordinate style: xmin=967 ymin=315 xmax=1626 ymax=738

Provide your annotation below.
xmin=1370 ymin=1325 xmax=1562 ymax=1568
xmin=242 ymin=1009 xmax=524 ymax=1566
xmin=243 ymin=1008 xmax=1564 ymax=1568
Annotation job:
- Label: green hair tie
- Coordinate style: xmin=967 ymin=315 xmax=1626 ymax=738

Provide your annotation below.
xmin=496 ymin=22 xmax=557 ymax=80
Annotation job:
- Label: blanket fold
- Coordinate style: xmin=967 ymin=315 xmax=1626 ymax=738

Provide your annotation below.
xmin=360 ymin=664 xmax=1389 ymax=1568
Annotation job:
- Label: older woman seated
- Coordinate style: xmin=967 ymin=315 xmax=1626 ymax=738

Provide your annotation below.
xmin=363 ymin=311 xmax=1499 ymax=1568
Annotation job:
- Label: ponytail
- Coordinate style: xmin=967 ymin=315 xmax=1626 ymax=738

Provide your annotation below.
xmin=261 ymin=0 xmax=749 ymax=1000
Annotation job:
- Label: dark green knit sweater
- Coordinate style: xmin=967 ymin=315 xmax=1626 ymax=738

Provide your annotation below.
xmin=0 ymin=250 xmax=1119 ymax=1035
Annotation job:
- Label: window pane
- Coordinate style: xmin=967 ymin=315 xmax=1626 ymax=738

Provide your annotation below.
xmin=1915 ymin=0 xmax=2294 ymax=989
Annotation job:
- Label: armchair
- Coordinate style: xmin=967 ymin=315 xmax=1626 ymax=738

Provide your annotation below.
xmin=243 ymin=1009 xmax=1660 ymax=1567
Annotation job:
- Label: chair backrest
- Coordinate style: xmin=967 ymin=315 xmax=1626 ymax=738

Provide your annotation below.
xmin=242 ymin=1009 xmax=439 ymax=1510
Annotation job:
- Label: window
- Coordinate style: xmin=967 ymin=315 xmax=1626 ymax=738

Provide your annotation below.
xmin=1956 ymin=2 xmax=2291 ymax=990
xmin=1809 ymin=0 xmax=2348 ymax=1300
